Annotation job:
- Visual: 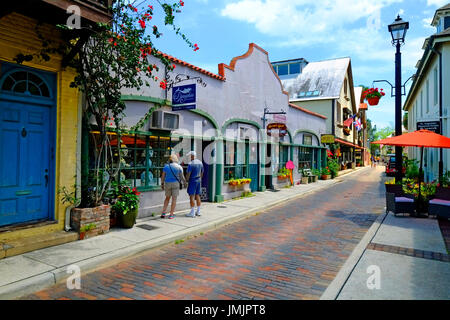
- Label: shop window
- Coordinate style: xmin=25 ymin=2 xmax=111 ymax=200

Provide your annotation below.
xmin=279 ymin=145 xmax=289 ymax=169
xmin=224 ymin=141 xmax=249 ymax=181
xmin=298 ymin=146 xmax=313 ymax=170
xmin=303 ymin=135 xmax=312 ymax=145
xmin=89 ymin=132 xmax=182 ymax=190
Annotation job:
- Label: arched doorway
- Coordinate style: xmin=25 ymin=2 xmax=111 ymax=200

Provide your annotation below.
xmin=0 ymin=63 xmax=56 ymax=227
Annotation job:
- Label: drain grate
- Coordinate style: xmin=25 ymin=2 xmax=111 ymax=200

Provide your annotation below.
xmin=137 ymin=224 xmax=159 ymax=231
xmin=217 ymin=205 xmax=227 ymax=208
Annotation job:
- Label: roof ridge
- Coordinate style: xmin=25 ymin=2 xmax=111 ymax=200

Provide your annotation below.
xmin=157 ymin=51 xmax=226 ymax=81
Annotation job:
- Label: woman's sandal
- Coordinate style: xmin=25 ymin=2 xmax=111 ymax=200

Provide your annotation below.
xmin=161 ymin=212 xmax=167 ymax=219
xmin=168 ymin=214 xmax=175 ymax=219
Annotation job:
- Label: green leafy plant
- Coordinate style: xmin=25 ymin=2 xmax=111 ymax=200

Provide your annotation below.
xmin=80 ymin=223 xmax=96 ymax=233
xmin=111 ymin=182 xmax=141 ymax=215
xmin=312 ymin=169 xmax=321 ymax=176
xmin=405 ymin=159 xmax=420 ymax=180
xmin=403 ymin=179 xmax=437 ymax=201
xmin=321 ymin=166 xmax=331 ymax=176
xmin=327 ymin=158 xmax=340 ymax=178
xmin=58 ymin=184 xmax=80 ymax=207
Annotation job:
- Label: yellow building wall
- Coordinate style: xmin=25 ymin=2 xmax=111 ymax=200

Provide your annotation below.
xmin=0 ymin=13 xmax=79 ymax=241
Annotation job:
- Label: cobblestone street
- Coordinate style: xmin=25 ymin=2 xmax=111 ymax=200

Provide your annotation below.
xmin=25 ymin=168 xmax=386 ymax=300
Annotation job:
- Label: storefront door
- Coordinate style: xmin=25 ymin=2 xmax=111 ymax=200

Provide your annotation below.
xmin=0 ymin=66 xmax=55 ymax=227
xmin=201 ymin=141 xmax=213 ymax=201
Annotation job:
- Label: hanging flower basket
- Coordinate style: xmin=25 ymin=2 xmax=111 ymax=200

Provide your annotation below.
xmin=367 ymin=97 xmax=380 ymax=106
xmin=362 ymin=87 xmax=385 ymax=106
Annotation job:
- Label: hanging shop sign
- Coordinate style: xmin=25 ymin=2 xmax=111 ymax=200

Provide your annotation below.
xmin=172 ymin=84 xmax=196 ymax=111
xmin=321 ymin=134 xmax=335 ymax=144
xmin=417 ymin=121 xmax=441 ymax=134
xmin=267 ymin=123 xmax=287 ymax=137
xmin=272 ymin=114 xmax=287 ymax=124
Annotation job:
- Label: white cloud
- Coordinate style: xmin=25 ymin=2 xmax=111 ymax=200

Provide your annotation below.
xmin=427 ymin=0 xmax=449 ymax=7
xmin=220 ymin=0 xmax=406 ymax=60
xmin=221 ymin=0 xmax=402 ymax=40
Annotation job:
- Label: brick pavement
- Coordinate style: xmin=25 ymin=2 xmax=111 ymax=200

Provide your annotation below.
xmin=23 ymin=169 xmax=385 ymax=300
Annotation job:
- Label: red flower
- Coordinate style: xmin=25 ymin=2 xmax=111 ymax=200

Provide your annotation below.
xmin=179 ymin=0 xmax=184 ymax=6
xmin=138 ymin=19 xmax=146 ymax=29
xmin=160 ymin=80 xmax=167 ymax=90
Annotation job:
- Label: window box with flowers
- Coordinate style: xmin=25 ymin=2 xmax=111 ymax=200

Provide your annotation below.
xmin=277 ymin=168 xmax=290 ymax=181
xmin=362 ymin=87 xmax=386 ymax=106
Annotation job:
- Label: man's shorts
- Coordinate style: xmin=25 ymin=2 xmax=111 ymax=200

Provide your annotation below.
xmin=187 ymin=180 xmax=201 ymax=196
xmin=164 ymin=182 xmax=180 ymax=197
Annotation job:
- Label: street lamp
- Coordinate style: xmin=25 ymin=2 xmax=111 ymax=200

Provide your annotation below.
xmin=388 ymin=14 xmax=409 ymax=183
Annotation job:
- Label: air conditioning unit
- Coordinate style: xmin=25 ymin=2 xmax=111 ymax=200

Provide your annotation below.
xmin=149 ymin=110 xmax=180 ymax=131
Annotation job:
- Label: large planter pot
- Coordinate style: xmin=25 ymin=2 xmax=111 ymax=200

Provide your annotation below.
xmin=119 ymin=207 xmax=138 ymax=228
xmin=301 ymin=177 xmax=309 ymax=184
xmin=311 ymin=176 xmax=318 ymax=183
xmin=367 ymin=97 xmax=380 ymax=106
xmin=321 ymin=175 xmax=331 ymax=180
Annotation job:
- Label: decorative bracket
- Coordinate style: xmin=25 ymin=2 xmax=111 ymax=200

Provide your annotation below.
xmin=165 ymin=73 xmax=207 ymax=92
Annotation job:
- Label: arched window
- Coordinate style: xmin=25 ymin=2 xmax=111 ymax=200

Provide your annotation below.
xmin=1 ymin=71 xmax=50 ymax=97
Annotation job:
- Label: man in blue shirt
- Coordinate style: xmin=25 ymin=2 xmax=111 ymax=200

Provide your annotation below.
xmin=185 ymin=151 xmax=204 ymax=217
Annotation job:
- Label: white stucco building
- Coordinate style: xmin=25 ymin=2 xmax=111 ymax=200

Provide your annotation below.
xmin=404 ymin=4 xmax=450 ymax=182
xmin=88 ymin=43 xmax=328 ymax=217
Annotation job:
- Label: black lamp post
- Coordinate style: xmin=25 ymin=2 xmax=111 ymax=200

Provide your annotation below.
xmin=388 ymin=15 xmax=409 ymax=183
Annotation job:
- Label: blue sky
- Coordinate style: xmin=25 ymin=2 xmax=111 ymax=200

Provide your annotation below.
xmin=149 ymin=0 xmax=449 ymax=131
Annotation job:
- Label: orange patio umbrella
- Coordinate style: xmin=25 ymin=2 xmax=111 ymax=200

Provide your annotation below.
xmin=372 ymin=129 xmax=450 ymax=200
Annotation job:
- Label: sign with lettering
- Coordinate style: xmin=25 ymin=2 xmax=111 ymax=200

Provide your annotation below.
xmin=267 ymin=123 xmax=287 ymax=137
xmin=417 ymin=121 xmax=441 ymax=134
xmin=172 ymin=84 xmax=196 ymax=110
xmin=321 ymin=134 xmax=335 ymax=144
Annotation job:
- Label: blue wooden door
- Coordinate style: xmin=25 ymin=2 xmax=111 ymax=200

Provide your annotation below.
xmin=0 ymin=101 xmax=51 ymax=226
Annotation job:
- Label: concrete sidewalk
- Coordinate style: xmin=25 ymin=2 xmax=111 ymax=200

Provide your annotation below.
xmin=322 ymin=212 xmax=450 ymax=300
xmin=0 ymin=167 xmax=368 ymax=300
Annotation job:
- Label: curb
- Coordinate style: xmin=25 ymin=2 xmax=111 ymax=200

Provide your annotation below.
xmin=5 ymin=167 xmax=369 ymax=300
xmin=320 ymin=209 xmax=387 ymax=300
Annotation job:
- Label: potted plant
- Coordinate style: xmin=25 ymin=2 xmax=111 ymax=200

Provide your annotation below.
xmin=362 ymin=87 xmax=386 ymax=106
xmin=312 ymin=169 xmax=320 ymax=182
xmin=327 ymin=158 xmax=340 ymax=179
xmin=111 ymin=184 xmax=141 ymax=228
xmin=321 ymin=167 xmax=332 ymax=180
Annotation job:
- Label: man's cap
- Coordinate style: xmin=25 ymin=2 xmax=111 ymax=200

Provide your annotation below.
xmin=186 ymin=151 xmax=196 ymax=157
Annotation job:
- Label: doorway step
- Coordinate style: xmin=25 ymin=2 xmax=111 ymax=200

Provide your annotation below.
xmin=0 ymin=231 xmax=78 ymax=260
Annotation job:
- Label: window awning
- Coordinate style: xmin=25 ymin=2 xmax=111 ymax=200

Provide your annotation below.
xmin=335 ymin=138 xmax=365 ymax=149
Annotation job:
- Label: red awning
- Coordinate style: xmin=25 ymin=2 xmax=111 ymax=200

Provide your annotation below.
xmin=335 ymin=138 xmax=365 ymax=149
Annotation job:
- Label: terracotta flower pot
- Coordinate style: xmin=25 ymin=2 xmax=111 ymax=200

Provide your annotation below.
xmin=367 ymin=97 xmax=380 ymax=106
xmin=79 ymin=232 xmax=86 ymax=240
xmin=321 ymin=175 xmax=331 ymax=180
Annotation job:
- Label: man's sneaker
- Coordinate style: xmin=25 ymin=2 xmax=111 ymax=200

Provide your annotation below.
xmin=196 ymin=210 xmax=201 ymax=217
xmin=186 ymin=209 xmax=195 ymax=218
